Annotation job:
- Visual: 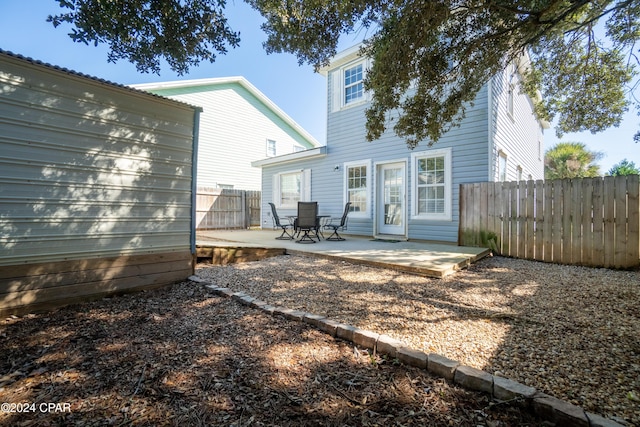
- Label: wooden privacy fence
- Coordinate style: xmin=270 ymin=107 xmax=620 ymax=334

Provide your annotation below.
xmin=459 ymin=176 xmax=640 ymax=268
xmin=196 ymin=188 xmax=261 ymax=230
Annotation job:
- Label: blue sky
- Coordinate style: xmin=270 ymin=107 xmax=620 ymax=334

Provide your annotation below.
xmin=1 ymin=0 xmax=638 ymax=173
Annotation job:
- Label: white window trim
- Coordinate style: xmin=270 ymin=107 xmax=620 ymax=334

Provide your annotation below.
xmin=411 ymin=148 xmax=452 ymax=221
xmin=344 ymin=62 xmax=364 ymax=106
xmin=507 ymin=63 xmax=516 ymax=121
xmin=343 ymin=159 xmax=372 ymax=219
xmin=507 ymin=83 xmax=515 ymax=120
xmin=266 ymin=139 xmax=276 ymax=157
xmin=498 ymin=150 xmax=508 ymax=182
xmin=272 ymin=169 xmax=311 ymax=209
xmin=332 ymin=59 xmax=370 ymax=112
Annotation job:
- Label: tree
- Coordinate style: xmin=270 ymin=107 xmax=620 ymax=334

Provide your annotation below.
xmin=544 ymin=142 xmax=603 ymax=179
xmin=49 ymin=1 xmax=639 ymax=149
xmin=251 ymin=0 xmax=639 ymax=148
xmin=47 ymin=0 xmax=240 ymax=75
xmin=608 ymin=159 xmax=640 ymax=175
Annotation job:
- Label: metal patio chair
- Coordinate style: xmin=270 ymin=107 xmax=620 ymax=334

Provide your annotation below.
xmin=324 ymin=202 xmax=351 ymax=241
xmin=268 ymin=202 xmax=294 ymax=240
xmin=295 ymin=201 xmax=319 ymax=243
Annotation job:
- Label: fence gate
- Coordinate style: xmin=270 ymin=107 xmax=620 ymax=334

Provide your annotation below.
xmin=459 ymin=176 xmax=640 ymax=269
xmin=196 ymin=188 xmax=261 ymax=230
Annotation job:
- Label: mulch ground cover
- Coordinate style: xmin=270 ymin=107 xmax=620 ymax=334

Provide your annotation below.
xmin=0 ymin=279 xmax=546 ymax=426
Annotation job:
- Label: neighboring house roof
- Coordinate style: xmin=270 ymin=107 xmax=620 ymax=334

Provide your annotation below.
xmin=132 ymin=76 xmax=321 ymax=149
xmin=0 ymin=49 xmax=197 ymax=111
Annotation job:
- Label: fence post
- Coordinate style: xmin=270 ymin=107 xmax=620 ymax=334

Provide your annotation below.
xmin=627 ymin=175 xmax=640 ymax=267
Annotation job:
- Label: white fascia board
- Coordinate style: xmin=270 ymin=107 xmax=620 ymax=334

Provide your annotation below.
xmin=251 ymin=146 xmax=327 ymax=167
xmin=318 ymin=43 xmax=365 ymax=76
xmin=130 ymin=76 xmax=321 ymax=148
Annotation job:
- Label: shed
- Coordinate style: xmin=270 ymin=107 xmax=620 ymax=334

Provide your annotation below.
xmin=0 ymin=50 xmax=200 ymax=315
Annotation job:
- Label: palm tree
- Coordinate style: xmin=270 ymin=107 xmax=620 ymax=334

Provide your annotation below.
xmin=608 ymin=159 xmax=640 ymax=176
xmin=544 ymin=142 xmax=603 ymax=180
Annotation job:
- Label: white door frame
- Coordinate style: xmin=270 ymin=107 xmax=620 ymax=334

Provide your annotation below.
xmin=374 ymin=159 xmax=408 ymax=239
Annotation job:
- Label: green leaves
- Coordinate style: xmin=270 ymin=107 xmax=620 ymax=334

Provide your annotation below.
xmin=46 ymin=0 xmax=639 ymax=146
xmin=254 ymin=0 xmax=639 ymax=148
xmin=524 ymin=2 xmax=637 ymax=138
xmin=608 ymin=159 xmax=640 ymax=175
xmin=47 ymin=0 xmax=240 ymax=75
xmin=544 ymin=142 xmax=604 ymax=179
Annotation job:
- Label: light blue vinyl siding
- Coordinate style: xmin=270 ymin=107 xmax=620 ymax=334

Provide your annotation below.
xmin=489 ymin=66 xmax=545 ymax=181
xmin=325 ymin=69 xmax=491 ymax=242
xmin=259 ymin=69 xmax=491 ymax=242
xmin=258 ymin=49 xmax=545 ymax=243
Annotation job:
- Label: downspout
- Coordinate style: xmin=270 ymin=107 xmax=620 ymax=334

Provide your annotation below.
xmin=190 ymin=108 xmax=202 ymax=266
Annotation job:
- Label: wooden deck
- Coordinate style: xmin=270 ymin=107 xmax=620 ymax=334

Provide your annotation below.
xmin=197 ymin=230 xmax=491 ymax=278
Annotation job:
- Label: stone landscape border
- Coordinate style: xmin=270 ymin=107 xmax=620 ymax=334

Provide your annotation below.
xmin=190 ymin=276 xmax=625 ymax=427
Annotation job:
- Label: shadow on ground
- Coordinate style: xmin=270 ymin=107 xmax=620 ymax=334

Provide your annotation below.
xmin=0 ymin=280 xmax=545 ymax=426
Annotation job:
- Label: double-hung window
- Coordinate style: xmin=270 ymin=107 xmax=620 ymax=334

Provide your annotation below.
xmin=411 ymin=148 xmax=452 ymax=221
xmin=266 ymin=139 xmax=276 ymax=157
xmin=279 ymin=171 xmax=301 ymax=208
xmin=331 ymin=59 xmax=368 ymax=112
xmin=344 ymin=160 xmax=371 ymax=217
xmin=344 ymin=63 xmax=364 ymax=105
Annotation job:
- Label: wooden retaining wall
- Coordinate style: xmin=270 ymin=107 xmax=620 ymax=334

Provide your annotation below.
xmin=459 ymin=176 xmax=640 ymax=269
xmin=0 ymin=251 xmax=193 ymax=316
xmin=196 ymin=246 xmax=285 ymax=265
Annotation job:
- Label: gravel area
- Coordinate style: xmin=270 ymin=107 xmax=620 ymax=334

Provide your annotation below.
xmin=196 ymin=255 xmax=640 ymax=425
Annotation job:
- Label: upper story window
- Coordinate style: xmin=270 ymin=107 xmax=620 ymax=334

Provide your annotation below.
xmin=538 ymin=140 xmax=542 ymax=161
xmin=507 ymin=84 xmax=515 ymax=118
xmin=330 ymin=59 xmax=368 ymax=112
xmin=266 ymin=139 xmax=276 ymax=157
xmin=507 ymin=63 xmax=516 ymax=119
xmin=344 ymin=63 xmax=364 ymax=105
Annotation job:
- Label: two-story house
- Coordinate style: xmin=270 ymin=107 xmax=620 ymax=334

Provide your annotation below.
xmin=252 ymin=44 xmax=549 ymax=242
xmin=133 ymin=76 xmax=320 ymax=191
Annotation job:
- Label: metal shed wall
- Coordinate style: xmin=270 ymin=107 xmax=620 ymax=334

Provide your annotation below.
xmin=0 ymin=52 xmax=197 ymax=315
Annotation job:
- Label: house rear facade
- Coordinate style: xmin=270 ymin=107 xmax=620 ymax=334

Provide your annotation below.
xmin=253 ymin=45 xmax=548 ymax=242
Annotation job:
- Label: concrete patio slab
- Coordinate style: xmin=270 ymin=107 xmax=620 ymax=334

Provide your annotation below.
xmin=196 ymin=229 xmax=491 ymax=278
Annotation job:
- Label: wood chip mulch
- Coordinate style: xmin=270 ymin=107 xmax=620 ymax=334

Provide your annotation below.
xmin=0 ymin=273 xmax=547 ymax=426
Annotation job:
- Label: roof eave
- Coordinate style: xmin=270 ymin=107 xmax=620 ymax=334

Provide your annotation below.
xmin=251 ymin=146 xmax=327 ymax=167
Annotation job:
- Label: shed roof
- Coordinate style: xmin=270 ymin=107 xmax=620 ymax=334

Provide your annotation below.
xmin=0 ymin=49 xmax=198 ymax=111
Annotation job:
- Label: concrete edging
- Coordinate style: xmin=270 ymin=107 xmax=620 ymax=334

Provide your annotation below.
xmin=195 ymin=277 xmax=625 ymax=427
